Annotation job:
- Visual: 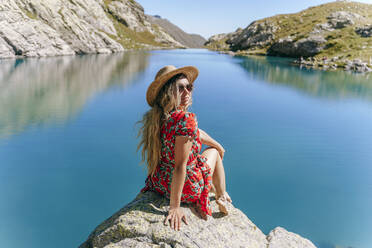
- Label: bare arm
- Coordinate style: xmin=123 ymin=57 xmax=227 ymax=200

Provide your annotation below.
xmin=164 ymin=135 xmax=192 ymax=231
xmin=199 ymin=128 xmax=225 ymax=159
xmin=170 ymin=136 xmax=193 ymax=208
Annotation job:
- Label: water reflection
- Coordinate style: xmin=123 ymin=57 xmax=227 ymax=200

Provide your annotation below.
xmin=236 ymin=55 xmax=372 ymax=101
xmin=0 ymin=52 xmax=149 ymax=139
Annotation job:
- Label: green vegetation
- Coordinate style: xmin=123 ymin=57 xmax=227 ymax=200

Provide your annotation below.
xmin=105 ymin=13 xmax=168 ymax=50
xmin=204 ymin=37 xmax=230 ymax=51
xmin=101 ymin=1 xmax=170 ymax=50
xmin=103 ymin=0 xmax=112 ymax=8
xmin=207 ymin=1 xmax=372 ymax=63
xmin=23 ymin=9 xmax=38 ymax=20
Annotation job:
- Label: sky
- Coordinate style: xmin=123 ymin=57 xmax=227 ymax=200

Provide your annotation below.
xmin=135 ymin=0 xmax=372 ymax=40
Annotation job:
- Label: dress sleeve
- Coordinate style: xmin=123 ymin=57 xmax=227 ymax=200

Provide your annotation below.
xmin=174 ymin=111 xmax=198 ymax=139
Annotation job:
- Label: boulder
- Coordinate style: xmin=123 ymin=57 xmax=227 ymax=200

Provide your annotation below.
xmin=355 ymin=25 xmax=372 ymax=37
xmin=268 ymin=35 xmax=326 ymax=57
xmin=326 ymin=11 xmax=362 ymax=29
xmin=79 ymin=191 xmax=317 ymax=248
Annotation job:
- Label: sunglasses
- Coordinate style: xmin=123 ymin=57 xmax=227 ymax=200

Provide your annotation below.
xmin=177 ymin=83 xmax=193 ymax=93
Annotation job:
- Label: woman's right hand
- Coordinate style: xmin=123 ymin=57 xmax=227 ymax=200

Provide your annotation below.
xmin=164 ymin=206 xmax=188 ymax=231
xmin=216 ymin=143 xmax=225 ymax=160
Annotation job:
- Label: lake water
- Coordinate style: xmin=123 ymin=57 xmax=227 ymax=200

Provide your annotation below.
xmin=0 ymin=49 xmax=371 ymax=248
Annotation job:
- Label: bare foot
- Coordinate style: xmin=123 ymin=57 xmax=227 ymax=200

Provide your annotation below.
xmin=216 ymin=191 xmax=232 ymax=214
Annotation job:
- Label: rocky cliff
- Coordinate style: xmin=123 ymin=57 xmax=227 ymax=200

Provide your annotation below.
xmin=147 ymin=15 xmax=206 ymax=48
xmin=79 ymin=190 xmax=317 ymax=248
xmin=0 ymin=0 xmax=186 ymax=59
xmin=205 ymin=1 xmax=372 ymax=72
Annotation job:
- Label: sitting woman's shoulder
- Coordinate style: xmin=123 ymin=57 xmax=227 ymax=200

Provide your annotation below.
xmin=172 ymin=109 xmax=196 ymax=120
xmin=173 ymin=110 xmax=198 ymax=138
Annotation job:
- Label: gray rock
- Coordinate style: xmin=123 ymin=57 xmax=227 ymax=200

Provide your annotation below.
xmin=355 ymin=25 xmax=372 ymax=37
xmin=310 ymin=11 xmax=364 ymax=35
xmin=0 ymin=1 xmax=75 ymax=57
xmin=267 ymin=227 xmax=316 ymax=248
xmin=15 ymin=0 xmax=123 ymax=54
xmin=0 ymin=36 xmax=15 ymax=58
xmin=268 ymin=35 xmax=326 ymax=57
xmin=106 ymin=1 xmax=183 ymax=47
xmin=326 ymin=11 xmax=362 ymax=29
xmin=79 ymin=190 xmax=317 ymax=248
xmin=228 ymin=21 xmax=278 ymax=50
xmin=204 ymin=27 xmax=243 ymax=49
xmin=0 ymin=0 xmax=185 ymax=58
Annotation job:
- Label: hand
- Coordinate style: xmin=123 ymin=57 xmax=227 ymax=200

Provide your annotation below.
xmin=164 ymin=206 xmax=188 ymax=231
xmin=216 ymin=144 xmax=225 ymax=160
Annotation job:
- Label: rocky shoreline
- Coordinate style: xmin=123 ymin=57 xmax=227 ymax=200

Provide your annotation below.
xmin=79 ymin=191 xmax=317 ymax=248
xmin=293 ymin=56 xmax=372 ymax=72
xmin=219 ymin=50 xmax=372 ymax=73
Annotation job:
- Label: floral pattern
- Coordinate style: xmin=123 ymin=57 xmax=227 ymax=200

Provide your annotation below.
xmin=140 ymin=109 xmax=213 ymax=216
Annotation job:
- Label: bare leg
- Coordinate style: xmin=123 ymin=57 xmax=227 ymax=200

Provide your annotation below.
xmin=202 ymin=147 xmax=226 ymax=197
xmin=201 ymin=147 xmax=232 ymax=214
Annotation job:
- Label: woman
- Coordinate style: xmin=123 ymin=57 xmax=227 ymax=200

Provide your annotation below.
xmin=136 ymin=65 xmax=232 ymax=231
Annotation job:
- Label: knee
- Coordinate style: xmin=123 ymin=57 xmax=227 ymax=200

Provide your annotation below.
xmin=203 ymin=147 xmax=220 ymax=159
xmin=203 ymin=146 xmax=217 ymax=154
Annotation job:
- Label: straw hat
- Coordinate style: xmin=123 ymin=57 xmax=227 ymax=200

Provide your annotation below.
xmin=146 ymin=65 xmax=199 ymax=107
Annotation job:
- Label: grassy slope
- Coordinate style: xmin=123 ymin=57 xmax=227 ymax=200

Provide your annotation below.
xmin=102 ymin=0 xmax=169 ymax=49
xmin=206 ymin=1 xmax=372 ymax=61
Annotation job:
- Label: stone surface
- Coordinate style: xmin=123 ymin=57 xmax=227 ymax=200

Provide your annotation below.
xmin=228 ymin=21 xmax=278 ymax=50
xmin=355 ymin=25 xmax=372 ymax=37
xmin=268 ymin=35 xmax=327 ymax=57
xmin=79 ymin=190 xmax=317 ymax=248
xmin=267 ymin=227 xmax=316 ymax=248
xmin=204 ymin=27 xmax=243 ymax=50
xmin=326 ymin=11 xmax=362 ymax=29
xmin=0 ymin=0 xmax=185 ymax=58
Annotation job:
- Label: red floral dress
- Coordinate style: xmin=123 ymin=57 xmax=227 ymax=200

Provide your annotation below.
xmin=140 ymin=109 xmax=213 ymax=216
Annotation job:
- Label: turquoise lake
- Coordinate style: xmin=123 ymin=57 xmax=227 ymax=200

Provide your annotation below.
xmin=0 ymin=49 xmax=371 ymax=248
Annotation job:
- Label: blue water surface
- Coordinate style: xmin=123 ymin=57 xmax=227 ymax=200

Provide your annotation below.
xmin=0 ymin=49 xmax=371 ymax=248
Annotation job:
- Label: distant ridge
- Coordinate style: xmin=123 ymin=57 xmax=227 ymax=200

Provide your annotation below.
xmin=147 ymin=14 xmax=206 ymax=48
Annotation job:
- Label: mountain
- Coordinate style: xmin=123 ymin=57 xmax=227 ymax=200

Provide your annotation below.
xmin=205 ymin=1 xmax=372 ymax=71
xmin=147 ymin=15 xmax=206 ymax=48
xmin=0 ymin=0 xmax=190 ymax=58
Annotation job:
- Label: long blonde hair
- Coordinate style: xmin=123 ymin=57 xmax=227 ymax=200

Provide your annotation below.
xmin=136 ymin=73 xmax=193 ymax=177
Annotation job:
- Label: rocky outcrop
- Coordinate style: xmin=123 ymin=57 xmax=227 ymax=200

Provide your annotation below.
xmin=294 ymin=57 xmax=372 ymax=72
xmin=205 ymin=1 xmax=372 ymax=72
xmin=147 ymin=15 xmax=206 ymax=48
xmin=355 ymin=25 xmax=372 ymax=37
xmin=0 ymin=1 xmax=76 ymax=58
xmin=105 ymin=2 xmax=183 ymax=47
xmin=204 ymin=28 xmax=243 ymax=50
xmin=0 ymin=0 xmax=185 ymax=58
xmin=79 ymin=190 xmax=317 ymax=248
xmin=311 ymin=11 xmax=364 ymax=35
xmin=228 ymin=21 xmax=278 ymax=50
xmin=326 ymin=11 xmax=362 ymax=29
xmin=268 ymin=35 xmax=327 ymax=57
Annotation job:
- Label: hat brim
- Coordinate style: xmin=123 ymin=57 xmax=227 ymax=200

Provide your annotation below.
xmin=146 ymin=66 xmax=199 ymax=107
